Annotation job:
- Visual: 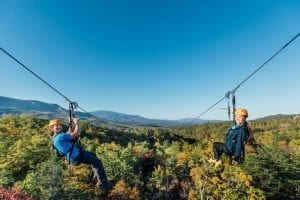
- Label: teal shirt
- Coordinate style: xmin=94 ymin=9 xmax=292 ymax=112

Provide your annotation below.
xmin=224 ymin=123 xmax=249 ymax=161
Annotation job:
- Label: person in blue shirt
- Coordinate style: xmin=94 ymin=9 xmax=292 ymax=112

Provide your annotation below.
xmin=49 ymin=118 xmax=111 ymax=189
xmin=208 ymin=108 xmax=250 ymax=167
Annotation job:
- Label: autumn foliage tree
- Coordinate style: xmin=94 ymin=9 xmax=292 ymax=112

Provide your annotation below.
xmin=0 ymin=114 xmax=299 ymax=199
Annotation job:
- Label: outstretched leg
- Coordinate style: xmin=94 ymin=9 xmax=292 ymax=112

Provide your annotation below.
xmin=80 ymin=151 xmax=110 ymax=188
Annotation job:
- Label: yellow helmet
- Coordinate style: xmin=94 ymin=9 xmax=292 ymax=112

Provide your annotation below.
xmin=49 ymin=119 xmax=62 ymax=128
xmin=235 ymin=108 xmax=248 ymax=117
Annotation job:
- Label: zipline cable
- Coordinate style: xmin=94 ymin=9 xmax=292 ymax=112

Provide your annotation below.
xmin=191 ymin=96 xmax=227 ymax=123
xmin=0 ymin=46 xmax=72 ymax=103
xmin=191 ymin=32 xmax=300 ymax=123
xmin=231 ymin=32 xmax=300 ymax=93
xmin=0 ymin=46 xmax=108 ymax=124
xmin=1 ymin=32 xmax=299 ymax=125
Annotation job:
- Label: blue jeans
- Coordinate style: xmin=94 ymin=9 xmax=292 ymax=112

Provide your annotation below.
xmin=71 ymin=150 xmax=107 ymax=184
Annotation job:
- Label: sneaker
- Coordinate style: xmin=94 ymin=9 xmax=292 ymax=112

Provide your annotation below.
xmin=215 ymin=160 xmax=222 ymax=167
xmin=208 ymin=158 xmax=217 ymax=163
xmin=208 ymin=158 xmax=222 ymax=167
xmin=90 ymin=174 xmax=98 ymax=186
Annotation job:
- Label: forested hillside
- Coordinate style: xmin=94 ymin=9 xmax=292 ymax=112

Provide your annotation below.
xmin=0 ymin=95 xmax=210 ymax=127
xmin=0 ymin=114 xmax=299 ymax=199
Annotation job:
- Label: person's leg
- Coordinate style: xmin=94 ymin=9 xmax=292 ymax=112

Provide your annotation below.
xmin=213 ymin=142 xmax=226 ymax=160
xmin=80 ymin=150 xmax=108 ymax=185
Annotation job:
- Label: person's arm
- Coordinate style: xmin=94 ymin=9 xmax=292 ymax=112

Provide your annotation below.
xmin=69 ymin=117 xmax=80 ymax=139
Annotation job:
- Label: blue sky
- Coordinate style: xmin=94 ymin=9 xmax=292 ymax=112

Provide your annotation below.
xmin=0 ymin=0 xmax=299 ymax=120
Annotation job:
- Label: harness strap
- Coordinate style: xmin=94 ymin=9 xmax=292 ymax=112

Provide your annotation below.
xmin=231 ymin=92 xmax=236 ymax=125
xmin=52 ymin=143 xmax=74 ymax=163
xmin=69 ymin=102 xmax=82 ymax=145
xmin=69 ymin=102 xmax=78 ymax=131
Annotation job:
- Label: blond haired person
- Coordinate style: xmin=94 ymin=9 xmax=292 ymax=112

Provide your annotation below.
xmin=209 ymin=108 xmax=250 ymax=166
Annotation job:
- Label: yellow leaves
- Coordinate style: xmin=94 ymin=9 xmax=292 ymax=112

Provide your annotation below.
xmin=107 ymin=142 xmax=118 ymax=150
xmin=189 ymin=167 xmax=205 ymax=186
xmin=109 ymin=179 xmax=140 ymax=200
xmin=289 ymin=139 xmax=300 ymax=154
xmin=210 ymin=176 xmax=223 ymax=185
xmin=97 ymin=142 xmax=121 ymax=156
xmin=153 ymin=165 xmax=165 ymax=178
xmin=176 ymin=152 xmax=189 ymax=167
xmin=1 ymin=114 xmax=299 ymax=199
xmin=164 ymin=147 xmax=173 ymax=155
xmin=7 ymin=126 xmax=20 ymax=135
xmin=31 ymin=134 xmax=48 ymax=147
xmin=255 ymin=131 xmax=274 ymax=146
xmin=218 ymin=165 xmax=254 ymax=196
xmin=70 ymin=164 xmax=89 ymax=177
xmin=132 ymin=145 xmax=144 ymax=156
xmin=245 ymin=144 xmax=257 ymax=154
xmin=132 ymin=145 xmax=150 ymax=158
xmin=247 ymin=186 xmax=266 ymax=200
xmin=64 ymin=164 xmax=92 ymax=190
xmin=238 ymin=172 xmax=253 ymax=187
xmin=154 ymin=141 xmax=161 ymax=148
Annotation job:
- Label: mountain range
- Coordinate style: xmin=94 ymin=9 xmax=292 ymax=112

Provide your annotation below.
xmin=0 ymin=96 xmax=212 ymax=127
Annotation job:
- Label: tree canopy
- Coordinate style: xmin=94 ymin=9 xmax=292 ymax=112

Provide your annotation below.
xmin=0 ymin=114 xmax=299 ymax=199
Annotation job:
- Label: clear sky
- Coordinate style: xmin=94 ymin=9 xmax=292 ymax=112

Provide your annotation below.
xmin=0 ymin=0 xmax=299 ymax=120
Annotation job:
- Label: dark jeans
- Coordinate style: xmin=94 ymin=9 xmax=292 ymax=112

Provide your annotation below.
xmin=213 ymin=142 xmax=230 ymax=160
xmin=71 ymin=150 xmax=107 ymax=183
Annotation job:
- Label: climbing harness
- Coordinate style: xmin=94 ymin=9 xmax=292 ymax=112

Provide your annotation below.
xmin=225 ymin=91 xmax=236 ymax=124
xmin=225 ymin=92 xmax=231 ymax=122
xmin=69 ymin=102 xmax=78 ymax=130
xmin=68 ymin=102 xmax=82 ymax=148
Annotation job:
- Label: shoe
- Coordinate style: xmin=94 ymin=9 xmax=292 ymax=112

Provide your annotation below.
xmin=208 ymin=158 xmax=217 ymax=163
xmin=215 ymin=160 xmax=222 ymax=167
xmin=90 ymin=174 xmax=98 ymax=186
xmin=208 ymin=158 xmax=222 ymax=167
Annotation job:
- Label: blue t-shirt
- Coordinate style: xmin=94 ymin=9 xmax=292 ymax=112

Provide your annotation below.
xmin=53 ymin=133 xmax=80 ymax=161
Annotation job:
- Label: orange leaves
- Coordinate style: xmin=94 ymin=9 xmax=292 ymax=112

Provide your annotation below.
xmin=109 ymin=179 xmax=140 ymax=200
xmin=210 ymin=176 xmax=223 ymax=185
xmin=288 ymin=139 xmax=300 ymax=154
xmin=238 ymin=172 xmax=253 ymax=187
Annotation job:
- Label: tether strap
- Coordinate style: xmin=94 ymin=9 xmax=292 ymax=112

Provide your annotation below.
xmin=68 ymin=101 xmax=82 ymax=149
xmin=69 ymin=102 xmax=78 ymax=131
xmin=232 ymin=92 xmax=236 ymax=125
xmin=225 ymin=91 xmax=231 ymax=122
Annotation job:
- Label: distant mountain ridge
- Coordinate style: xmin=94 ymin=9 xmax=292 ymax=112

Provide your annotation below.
xmin=0 ymin=96 xmax=66 ymax=117
xmin=0 ymin=95 xmax=210 ymax=127
xmin=0 ymin=96 xmax=96 ymax=121
xmin=91 ymin=110 xmax=210 ymax=127
xmin=0 ymin=96 xmax=62 ymax=112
